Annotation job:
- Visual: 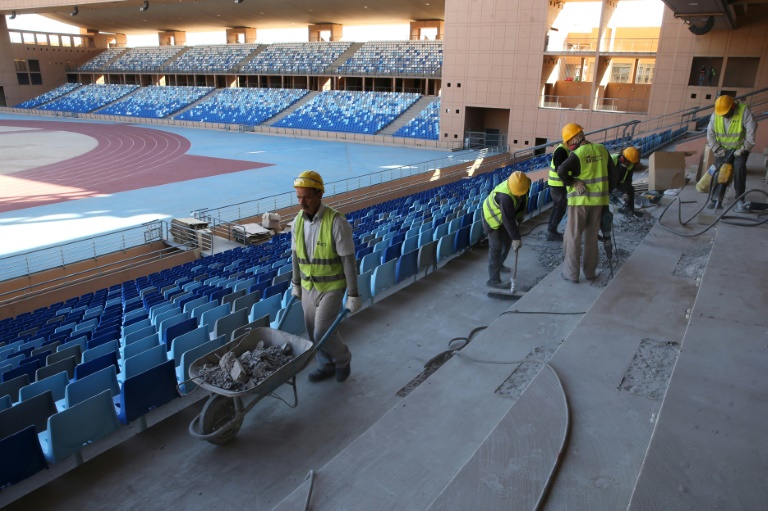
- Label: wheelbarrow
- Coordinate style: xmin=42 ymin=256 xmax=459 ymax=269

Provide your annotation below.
xmin=187 ymin=296 xmax=348 ymax=444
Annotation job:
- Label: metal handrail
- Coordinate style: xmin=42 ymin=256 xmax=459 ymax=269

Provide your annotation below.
xmin=191 ymin=146 xmax=508 ymax=224
xmin=0 ymin=220 xmax=164 ymax=282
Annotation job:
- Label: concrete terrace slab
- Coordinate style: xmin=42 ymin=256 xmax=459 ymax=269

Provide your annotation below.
xmin=628 ymin=216 xmax=768 ymax=509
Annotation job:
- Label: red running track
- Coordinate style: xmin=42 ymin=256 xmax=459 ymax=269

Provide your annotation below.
xmin=0 ymin=120 xmax=270 ymax=213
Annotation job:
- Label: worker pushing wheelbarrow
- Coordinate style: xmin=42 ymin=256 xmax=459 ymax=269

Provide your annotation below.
xmin=186 ymin=296 xmax=348 ymax=445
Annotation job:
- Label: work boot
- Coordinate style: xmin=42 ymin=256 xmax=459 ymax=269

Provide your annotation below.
xmin=560 ymin=272 xmax=578 ymax=283
xmin=545 ymin=230 xmax=562 ymax=241
xmin=336 ymin=364 xmax=351 ymax=382
xmin=500 ymin=265 xmax=512 ymax=273
xmin=735 ymin=200 xmax=752 ymax=213
xmin=487 ymin=279 xmax=508 ymax=289
xmin=308 ymin=367 xmax=335 ymax=382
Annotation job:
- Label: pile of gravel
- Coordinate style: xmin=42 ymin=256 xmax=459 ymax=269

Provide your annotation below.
xmin=197 ymin=343 xmax=295 ymax=392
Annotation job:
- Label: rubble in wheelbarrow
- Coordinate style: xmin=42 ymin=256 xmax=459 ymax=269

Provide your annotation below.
xmin=198 ymin=341 xmax=295 ymax=391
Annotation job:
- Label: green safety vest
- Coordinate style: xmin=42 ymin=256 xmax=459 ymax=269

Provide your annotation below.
xmin=548 ymin=144 xmax=569 ymax=187
xmin=611 ymin=153 xmax=634 ymax=185
xmin=566 ymin=143 xmax=610 ymax=206
xmin=713 ymin=102 xmax=746 ymax=149
xmin=294 ymin=206 xmax=346 ymax=292
xmin=483 ymin=181 xmax=526 ymax=230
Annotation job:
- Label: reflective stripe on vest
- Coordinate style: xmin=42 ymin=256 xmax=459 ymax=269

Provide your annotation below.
xmin=713 ymin=103 xmax=746 ymax=149
xmin=483 ymin=181 xmax=525 ymax=230
xmin=611 ymin=153 xmax=634 ymax=185
xmin=548 ymin=144 xmax=569 ymax=186
xmin=566 ymin=143 xmax=610 ymax=206
xmin=294 ymin=207 xmax=346 ymax=292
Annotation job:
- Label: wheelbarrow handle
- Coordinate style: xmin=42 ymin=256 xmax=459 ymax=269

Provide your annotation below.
xmin=277 ymin=295 xmax=350 ymax=350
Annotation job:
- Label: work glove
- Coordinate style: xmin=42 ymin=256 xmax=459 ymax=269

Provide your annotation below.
xmin=734 ymin=147 xmax=745 ymax=157
xmin=346 ymin=295 xmax=363 ymax=314
xmin=511 ymin=239 xmax=522 ymax=252
xmin=572 ymin=179 xmax=587 ymax=194
xmin=714 ymin=147 xmax=726 ymax=158
xmin=291 ymin=282 xmax=302 ymax=300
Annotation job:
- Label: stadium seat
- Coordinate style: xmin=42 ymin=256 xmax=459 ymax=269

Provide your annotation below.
xmin=41 ymin=389 xmax=120 ymax=465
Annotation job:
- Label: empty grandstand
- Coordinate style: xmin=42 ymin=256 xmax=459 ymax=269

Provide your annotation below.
xmin=394 ymin=97 xmax=441 ymax=140
xmin=96 ymin=85 xmax=214 ymax=118
xmin=240 ymin=41 xmax=351 ymax=75
xmin=105 ymin=46 xmax=185 ymax=72
xmin=15 ymin=83 xmax=82 ymax=109
xmin=174 ymin=87 xmax=309 ymax=125
xmin=36 ymin=84 xmax=140 ymax=113
xmin=273 ymin=90 xmax=421 ymax=134
xmin=338 ymin=40 xmax=443 ymax=76
xmin=163 ymin=44 xmax=261 ymax=74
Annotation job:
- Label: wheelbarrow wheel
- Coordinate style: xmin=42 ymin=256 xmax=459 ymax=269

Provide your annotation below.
xmin=199 ymin=394 xmax=244 ymax=445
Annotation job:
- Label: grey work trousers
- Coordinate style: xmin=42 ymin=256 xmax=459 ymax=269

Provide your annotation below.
xmin=485 ymin=224 xmax=511 ymax=284
xmin=562 ymin=205 xmax=602 ymax=281
xmin=301 ymin=287 xmax=351 ymax=371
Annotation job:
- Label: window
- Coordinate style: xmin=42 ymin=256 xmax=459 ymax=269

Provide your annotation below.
xmin=14 ymin=59 xmax=42 ymax=86
xmin=635 ymin=62 xmax=654 ymax=84
xmin=610 ymin=63 xmax=632 ymax=83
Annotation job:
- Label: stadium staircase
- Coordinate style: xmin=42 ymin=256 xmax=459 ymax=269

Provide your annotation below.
xmin=377 ymin=95 xmax=436 ymax=136
xmin=325 ymin=42 xmax=365 ymax=73
xmin=263 ymin=90 xmax=320 ymax=126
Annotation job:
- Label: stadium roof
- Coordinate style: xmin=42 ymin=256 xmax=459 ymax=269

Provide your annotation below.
xmin=5 ymin=0 xmax=446 ymax=36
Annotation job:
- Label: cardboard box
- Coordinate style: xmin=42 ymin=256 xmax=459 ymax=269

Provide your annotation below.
xmin=261 ymin=212 xmax=281 ymax=230
xmin=649 ymin=151 xmax=686 ymax=191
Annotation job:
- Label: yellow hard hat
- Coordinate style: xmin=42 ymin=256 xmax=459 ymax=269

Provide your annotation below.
xmin=622 ymin=146 xmax=640 ymax=164
xmin=562 ymin=123 xmax=584 ymax=145
xmin=293 ymin=170 xmax=324 ymax=193
xmin=714 ymin=95 xmax=734 ymax=116
xmin=507 ymin=171 xmax=531 ymax=196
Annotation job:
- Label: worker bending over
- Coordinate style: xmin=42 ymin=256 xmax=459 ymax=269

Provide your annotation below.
xmin=611 ymin=146 xmax=640 ymax=215
xmin=706 ymin=94 xmax=757 ymax=212
xmin=482 ymin=171 xmax=531 ymax=289
xmin=291 ymin=171 xmax=362 ymax=383
xmin=556 ymin=123 xmax=618 ymax=283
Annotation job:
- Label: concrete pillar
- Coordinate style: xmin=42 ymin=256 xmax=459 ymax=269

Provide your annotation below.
xmin=159 ymin=31 xmax=186 ymax=46
xmin=226 ymin=28 xmax=257 ymax=44
xmin=410 ymin=20 xmax=445 ymax=41
xmin=308 ymin=24 xmax=343 ymax=42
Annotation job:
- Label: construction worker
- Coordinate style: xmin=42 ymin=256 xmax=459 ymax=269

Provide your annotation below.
xmin=556 ymin=123 xmax=618 ymax=283
xmin=611 ymin=146 xmax=641 ymax=215
xmin=546 ymin=141 xmax=570 ymax=241
xmin=706 ymin=94 xmax=757 ymax=212
xmin=482 ymin=171 xmax=531 ymax=289
xmin=291 ymin=170 xmax=361 ymax=382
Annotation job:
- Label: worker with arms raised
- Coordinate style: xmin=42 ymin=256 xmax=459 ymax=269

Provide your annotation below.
xmin=291 ymin=170 xmax=362 ymax=383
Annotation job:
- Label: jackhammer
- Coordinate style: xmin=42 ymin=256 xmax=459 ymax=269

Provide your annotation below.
xmin=598 ymin=206 xmax=614 ymax=278
xmin=708 ymin=150 xmax=735 ymax=211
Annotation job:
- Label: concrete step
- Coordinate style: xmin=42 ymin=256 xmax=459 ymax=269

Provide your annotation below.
xmin=260 ymin=90 xmax=320 ymax=126
xmin=378 ymin=95 xmax=437 ymax=136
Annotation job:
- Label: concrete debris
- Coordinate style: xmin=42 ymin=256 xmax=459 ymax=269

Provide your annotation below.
xmin=199 ymin=343 xmax=295 ymax=392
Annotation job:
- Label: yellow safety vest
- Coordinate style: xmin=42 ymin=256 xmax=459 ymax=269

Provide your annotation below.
xmin=548 ymin=144 xmax=569 ymax=187
xmin=611 ymin=154 xmax=634 ymax=185
xmin=483 ymin=181 xmax=526 ymax=230
xmin=713 ymin=103 xmax=746 ymax=149
xmin=294 ymin=207 xmax=346 ymax=292
xmin=566 ymin=143 xmax=610 ymax=207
